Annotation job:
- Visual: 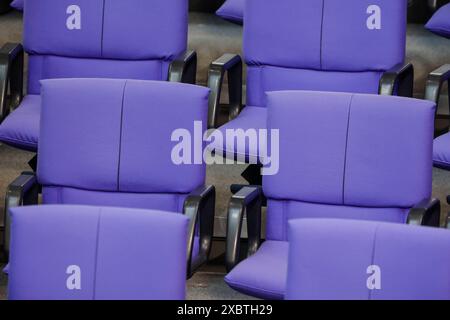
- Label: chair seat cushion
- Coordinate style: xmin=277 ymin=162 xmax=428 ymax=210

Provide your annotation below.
xmin=433 ymin=133 xmax=450 ymax=169
xmin=225 ymin=240 xmax=288 ymax=300
xmin=0 ymin=95 xmax=41 ymax=152
xmin=216 ymin=0 xmax=244 ymax=24
xmin=207 ymin=106 xmax=267 ymax=163
xmin=426 ymin=3 xmax=450 ymax=39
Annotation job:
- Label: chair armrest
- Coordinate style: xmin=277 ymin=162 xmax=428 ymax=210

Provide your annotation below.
xmin=167 ymin=50 xmax=197 ymax=85
xmin=379 ymin=63 xmax=414 ymax=97
xmin=445 ymin=196 xmax=450 ymax=229
xmin=407 ymin=198 xmax=441 ymax=227
xmin=0 ymin=43 xmax=24 ymax=122
xmin=183 ymin=185 xmax=216 ymax=277
xmin=207 ymin=53 xmax=243 ymax=129
xmin=425 ymin=64 xmax=450 ymax=110
xmin=226 ymin=186 xmax=263 ymax=272
xmin=3 ymin=172 xmax=39 ymax=258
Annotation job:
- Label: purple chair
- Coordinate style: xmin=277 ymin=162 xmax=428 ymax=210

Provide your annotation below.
xmin=286 ymin=219 xmax=450 ymax=300
xmin=430 ymin=63 xmax=450 ymax=139
xmin=0 ymin=0 xmax=195 ymax=159
xmin=207 ymin=0 xmax=413 ymax=186
xmin=8 ymin=205 xmax=188 ymax=300
xmin=225 ymin=91 xmax=439 ymax=300
xmin=427 ymin=3 xmax=450 ymax=226
xmin=425 ymin=3 xmax=450 ymax=137
xmin=427 ymin=5 xmax=450 ymax=160
xmin=3 ymin=79 xmax=214 ymax=277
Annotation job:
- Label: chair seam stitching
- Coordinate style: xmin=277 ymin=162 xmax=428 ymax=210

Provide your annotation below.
xmin=342 ymin=95 xmax=354 ymax=205
xmin=368 ymin=224 xmax=380 ymax=300
xmin=100 ymin=0 xmax=106 ymax=57
xmin=319 ymin=0 xmax=326 ymax=69
xmin=117 ymin=81 xmax=127 ymax=191
xmin=92 ymin=208 xmax=102 ymax=300
xmin=282 ymin=201 xmax=287 ymax=241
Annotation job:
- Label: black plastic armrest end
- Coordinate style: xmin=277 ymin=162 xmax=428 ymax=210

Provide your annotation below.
xmin=0 ymin=43 xmax=23 ymax=62
xmin=168 ymin=50 xmax=197 ymax=85
xmin=183 ymin=185 xmax=216 ymax=277
xmin=379 ymin=63 xmax=414 ymax=97
xmin=207 ymin=53 xmax=243 ymax=129
xmin=226 ymin=186 xmax=263 ymax=272
xmin=0 ymin=43 xmax=24 ymax=121
xmin=3 ymin=172 xmax=39 ymax=258
xmin=425 ymin=64 xmax=450 ymax=106
xmin=407 ymin=198 xmax=441 ymax=227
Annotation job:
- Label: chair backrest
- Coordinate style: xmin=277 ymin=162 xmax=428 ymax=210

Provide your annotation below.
xmin=286 ymin=219 xmax=450 ymax=300
xmin=8 ymin=205 xmax=188 ymax=300
xmin=263 ymin=91 xmax=435 ymax=241
xmin=23 ymin=0 xmax=188 ymax=94
xmin=244 ymin=0 xmax=407 ymax=107
xmin=38 ymin=79 xmax=209 ymax=212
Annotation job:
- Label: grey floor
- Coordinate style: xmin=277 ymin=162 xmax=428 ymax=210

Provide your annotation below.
xmin=0 ymin=10 xmax=449 ymax=300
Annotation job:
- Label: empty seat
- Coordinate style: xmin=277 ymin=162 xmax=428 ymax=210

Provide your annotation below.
xmin=207 ymin=0 xmax=413 ymax=186
xmin=225 ymin=91 xmax=438 ymax=299
xmin=3 ymin=79 xmax=214 ymax=277
xmin=426 ymin=5 xmax=450 ymax=158
xmin=0 ymin=0 xmax=193 ymax=153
